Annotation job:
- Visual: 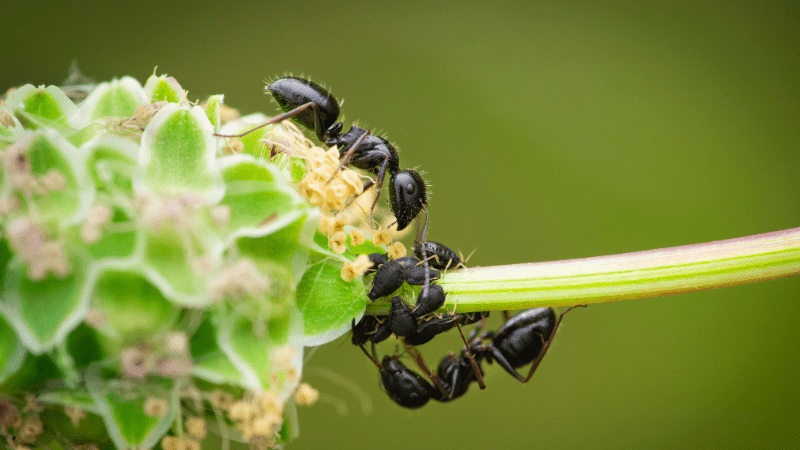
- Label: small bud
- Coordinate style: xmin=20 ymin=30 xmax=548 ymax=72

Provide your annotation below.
xmin=65 ymin=406 xmax=86 ymax=427
xmin=294 ymin=383 xmax=319 ymax=405
xmin=143 ymin=397 xmax=169 ymax=418
xmin=372 ymin=230 xmax=392 ymax=247
xmin=0 ymin=109 xmax=14 ymax=128
xmin=210 ymin=390 xmax=233 ymax=411
xmin=222 ymin=139 xmax=244 ymax=155
xmin=340 ymin=263 xmax=357 ymax=282
xmin=209 ymin=205 xmax=231 ymax=228
xmin=40 ymin=169 xmax=66 ymax=191
xmin=18 ymin=415 xmax=43 ymax=443
xmin=349 ymin=229 xmax=366 ymax=246
xmin=388 ymin=242 xmax=407 ymax=259
xmin=185 ymin=416 xmax=207 ymax=439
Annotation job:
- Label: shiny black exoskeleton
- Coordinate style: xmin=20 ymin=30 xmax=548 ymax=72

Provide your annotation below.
xmin=468 ymin=306 xmax=583 ymax=383
xmin=380 ymin=356 xmax=433 ymax=409
xmin=365 ymin=253 xmax=389 ymax=273
xmin=431 ymin=353 xmax=482 ymax=402
xmin=410 ymin=284 xmax=446 ymax=319
xmin=389 ymin=296 xmax=416 ymax=337
xmin=414 ymin=240 xmax=461 ymax=270
xmin=404 ymin=311 xmax=489 ymax=346
xmin=217 ymin=76 xmax=427 ymax=230
xmin=351 ymin=315 xmax=392 ymax=346
xmin=366 ymin=255 xmax=440 ymax=300
xmin=367 ymin=260 xmax=406 ymax=301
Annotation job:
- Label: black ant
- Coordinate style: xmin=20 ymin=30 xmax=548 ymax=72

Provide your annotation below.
xmin=214 ymin=76 xmax=427 ymax=232
xmin=366 ymin=254 xmax=439 ymax=301
xmin=466 ymin=306 xmax=585 ymax=383
xmin=352 ymin=309 xmax=489 ymax=406
xmin=379 ymin=355 xmax=435 ymax=409
xmin=414 ymin=240 xmax=463 ymax=270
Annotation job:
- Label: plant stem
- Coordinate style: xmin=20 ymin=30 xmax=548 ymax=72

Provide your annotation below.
xmin=365 ymin=227 xmax=800 ymax=315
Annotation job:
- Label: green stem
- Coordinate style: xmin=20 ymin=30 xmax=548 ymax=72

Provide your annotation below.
xmin=365 ymin=227 xmax=800 ymax=315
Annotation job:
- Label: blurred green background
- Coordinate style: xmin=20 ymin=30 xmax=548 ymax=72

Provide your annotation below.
xmin=3 ymin=0 xmax=799 ymax=448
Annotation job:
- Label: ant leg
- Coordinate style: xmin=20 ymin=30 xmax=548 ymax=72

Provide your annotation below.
xmin=417 ymin=206 xmax=431 ymax=288
xmin=455 ymin=321 xmax=485 ymax=390
xmin=503 ymin=311 xmax=511 ymax=321
xmin=326 ymin=129 xmax=371 ymax=184
xmin=353 ymin=320 xmax=383 ymax=372
xmin=522 ymin=305 xmax=587 ymax=383
xmin=214 ymin=102 xmax=320 ymax=139
xmin=367 ymin=156 xmax=392 ymax=224
xmin=401 ymin=338 xmax=450 ymax=399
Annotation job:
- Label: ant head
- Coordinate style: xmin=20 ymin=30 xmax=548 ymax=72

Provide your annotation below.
xmin=389 ymin=169 xmax=427 ymax=231
xmin=267 ymin=76 xmax=341 ymax=132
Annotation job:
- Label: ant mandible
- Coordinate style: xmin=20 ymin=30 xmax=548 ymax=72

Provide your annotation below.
xmin=214 ymin=76 xmax=427 ymax=232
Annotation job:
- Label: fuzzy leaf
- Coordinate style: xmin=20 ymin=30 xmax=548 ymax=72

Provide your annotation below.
xmin=235 ymin=208 xmax=318 ymax=285
xmin=144 ymin=73 xmax=184 ymax=103
xmin=218 ymin=113 xmax=276 ymax=157
xmin=4 ymin=85 xmax=78 ymax=127
xmin=217 ymin=311 xmax=303 ymax=396
xmin=0 ymin=255 xmax=88 ymax=354
xmin=78 ymin=76 xmax=149 ymax=122
xmin=205 ymin=94 xmax=223 ymax=132
xmin=135 ymin=103 xmax=224 ymax=203
xmin=38 ymin=389 xmax=100 ymax=414
xmin=88 ymin=375 xmax=176 ymax=450
xmin=189 ymin=313 xmax=246 ymax=385
xmin=295 ymin=251 xmax=368 ymax=346
xmin=84 ymin=135 xmax=137 ymax=193
xmin=218 ymin=154 xmax=307 ymax=240
xmin=0 ymin=314 xmax=25 ymax=384
xmin=89 ymin=268 xmax=177 ymax=345
xmin=16 ymin=129 xmax=94 ymax=227
xmin=141 ymin=227 xmax=212 ymax=306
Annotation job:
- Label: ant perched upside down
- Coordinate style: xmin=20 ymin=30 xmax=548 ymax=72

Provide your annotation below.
xmin=214 ymin=76 xmax=427 ymax=232
xmin=354 ymin=306 xmax=585 ymax=409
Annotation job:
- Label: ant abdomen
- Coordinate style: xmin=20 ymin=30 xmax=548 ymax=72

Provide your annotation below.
xmin=267 ymin=76 xmax=340 ymax=134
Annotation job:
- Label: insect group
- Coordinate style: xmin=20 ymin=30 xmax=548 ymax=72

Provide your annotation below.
xmin=354 ymin=250 xmax=584 ymax=409
xmin=217 ymin=76 xmax=584 ymax=409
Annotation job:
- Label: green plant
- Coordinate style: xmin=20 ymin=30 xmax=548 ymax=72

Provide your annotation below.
xmin=0 ymin=73 xmax=797 ymax=450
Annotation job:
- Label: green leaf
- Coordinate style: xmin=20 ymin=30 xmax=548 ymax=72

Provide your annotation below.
xmin=78 ymin=76 xmax=148 ymax=121
xmin=218 ymin=113 xmax=276 ymax=157
xmin=16 ymin=129 xmax=94 ymax=227
xmin=217 ymin=307 xmax=304 ymax=396
xmin=193 ymin=351 xmax=245 ymax=385
xmin=4 ymin=85 xmax=78 ymax=127
xmin=89 ymin=268 xmax=177 ymax=345
xmin=0 ymin=254 xmax=88 ymax=354
xmin=295 ymin=251 xmax=368 ymax=346
xmin=235 ymin=208 xmax=318 ymax=284
xmin=205 ymin=94 xmax=223 ymax=132
xmin=190 ymin=315 xmax=246 ymax=386
xmin=88 ymin=372 xmax=176 ymax=450
xmin=218 ymin=154 xmax=307 ymax=240
xmin=144 ymin=73 xmax=184 ymax=103
xmin=83 ymin=134 xmax=137 ymax=193
xmin=0 ymin=314 xmax=25 ymax=384
xmin=141 ymin=227 xmax=212 ymax=306
xmin=135 ymin=103 xmax=224 ymax=203
xmin=38 ymin=389 xmax=100 ymax=414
